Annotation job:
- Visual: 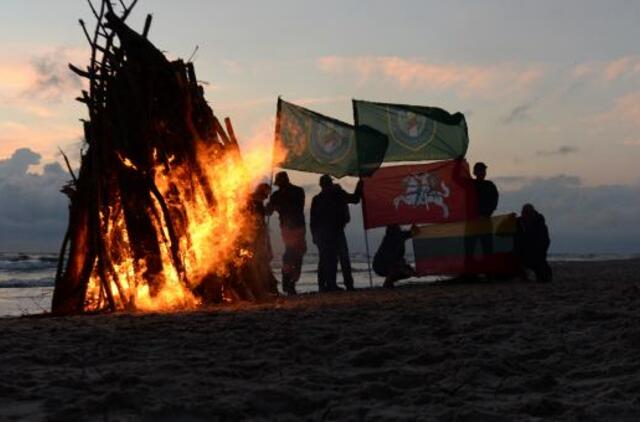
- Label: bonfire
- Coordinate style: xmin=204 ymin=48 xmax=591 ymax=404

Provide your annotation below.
xmin=53 ymin=0 xmax=276 ymax=314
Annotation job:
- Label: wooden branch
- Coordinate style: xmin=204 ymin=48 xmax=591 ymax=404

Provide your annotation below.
xmin=58 ymin=147 xmax=78 ymax=183
xmin=224 ymin=117 xmax=239 ymax=145
xmin=149 ymin=181 xmax=188 ymax=286
xmin=54 ymin=230 xmax=70 ymax=286
xmin=69 ymin=63 xmax=93 ymax=79
xmin=87 ymin=0 xmax=100 ymax=20
xmin=213 ymin=116 xmax=231 ymax=144
xmin=122 ymin=0 xmax=138 ymax=20
xmin=79 ymin=19 xmax=93 ymax=45
xmin=142 ymin=14 xmax=152 ymax=38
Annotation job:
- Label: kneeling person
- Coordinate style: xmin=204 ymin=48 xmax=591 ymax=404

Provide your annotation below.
xmin=373 ymin=225 xmax=416 ymax=288
xmin=516 ymin=203 xmax=552 ymax=282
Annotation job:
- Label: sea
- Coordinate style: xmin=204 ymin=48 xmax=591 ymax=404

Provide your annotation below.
xmin=1 ymin=251 xmax=637 ymax=317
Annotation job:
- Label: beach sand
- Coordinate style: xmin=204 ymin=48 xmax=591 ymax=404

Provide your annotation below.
xmin=1 ymin=259 xmax=639 ymax=421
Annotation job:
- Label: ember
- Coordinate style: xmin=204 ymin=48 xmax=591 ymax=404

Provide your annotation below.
xmin=52 ymin=0 xmax=280 ymax=314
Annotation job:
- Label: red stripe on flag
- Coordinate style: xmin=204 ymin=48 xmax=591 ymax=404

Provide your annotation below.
xmin=415 ymin=253 xmax=520 ymax=276
xmin=362 ymin=159 xmax=478 ymax=229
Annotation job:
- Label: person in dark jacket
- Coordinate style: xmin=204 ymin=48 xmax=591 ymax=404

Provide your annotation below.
xmin=516 ymin=203 xmax=552 ymax=282
xmin=310 ymin=174 xmax=362 ymax=292
xmin=464 ymin=162 xmax=500 ymax=272
xmin=473 ymin=162 xmax=499 ymax=218
xmin=266 ymin=171 xmax=306 ymax=295
xmin=373 ymin=225 xmax=416 ymax=288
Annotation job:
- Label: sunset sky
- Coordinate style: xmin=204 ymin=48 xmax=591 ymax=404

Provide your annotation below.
xmin=1 ymin=0 xmax=639 ymax=252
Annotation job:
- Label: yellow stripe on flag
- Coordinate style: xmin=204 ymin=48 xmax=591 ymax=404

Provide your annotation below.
xmin=412 ymin=214 xmax=517 ymax=239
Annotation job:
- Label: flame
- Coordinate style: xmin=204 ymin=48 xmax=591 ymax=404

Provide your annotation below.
xmin=84 ymin=131 xmax=285 ymax=313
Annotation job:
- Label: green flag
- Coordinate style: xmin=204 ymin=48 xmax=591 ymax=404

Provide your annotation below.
xmin=276 ymin=99 xmax=387 ymax=178
xmin=353 ymin=99 xmax=469 ymax=162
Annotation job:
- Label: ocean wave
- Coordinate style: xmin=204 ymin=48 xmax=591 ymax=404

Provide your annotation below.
xmin=0 ymin=253 xmax=59 ymax=272
xmin=0 ymin=277 xmax=54 ymax=288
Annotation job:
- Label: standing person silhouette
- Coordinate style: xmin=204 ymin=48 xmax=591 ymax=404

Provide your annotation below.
xmin=310 ymin=175 xmax=362 ymax=292
xmin=464 ymin=162 xmax=499 ymax=273
xmin=266 ymin=171 xmax=306 ymax=295
xmin=472 ymin=162 xmax=499 ymax=219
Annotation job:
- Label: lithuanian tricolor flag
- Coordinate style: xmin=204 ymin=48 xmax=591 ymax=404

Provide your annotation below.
xmin=412 ymin=214 xmax=520 ymax=276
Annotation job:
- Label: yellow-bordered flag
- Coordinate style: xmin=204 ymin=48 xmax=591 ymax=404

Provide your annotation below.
xmin=412 ymin=214 xmax=520 ymax=275
xmin=353 ymin=99 xmax=469 ymax=162
xmin=276 ymin=99 xmax=388 ymax=178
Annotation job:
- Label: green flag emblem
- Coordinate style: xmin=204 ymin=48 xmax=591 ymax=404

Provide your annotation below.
xmin=276 ymin=99 xmax=387 ymax=178
xmin=354 ymin=100 xmax=469 ymax=162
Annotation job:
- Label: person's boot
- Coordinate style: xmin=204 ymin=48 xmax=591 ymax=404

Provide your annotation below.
xmin=326 ymin=283 xmax=343 ymax=292
xmin=344 ymin=277 xmax=355 ymax=291
xmin=383 ymin=277 xmax=394 ymax=289
xmin=282 ymin=276 xmax=297 ymax=296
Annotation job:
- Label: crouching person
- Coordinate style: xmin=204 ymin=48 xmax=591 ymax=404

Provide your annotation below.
xmin=516 ymin=203 xmax=552 ymax=282
xmin=373 ymin=225 xmax=416 ymax=288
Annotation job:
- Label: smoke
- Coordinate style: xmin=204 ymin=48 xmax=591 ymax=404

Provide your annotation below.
xmin=21 ymin=48 xmax=83 ymax=102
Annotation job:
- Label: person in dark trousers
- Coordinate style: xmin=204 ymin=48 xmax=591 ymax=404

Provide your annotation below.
xmin=373 ymin=225 xmax=416 ymax=288
xmin=266 ymin=171 xmax=306 ymax=295
xmin=310 ymin=174 xmax=362 ymax=292
xmin=464 ymin=162 xmax=500 ymax=272
xmin=517 ymin=203 xmax=552 ymax=282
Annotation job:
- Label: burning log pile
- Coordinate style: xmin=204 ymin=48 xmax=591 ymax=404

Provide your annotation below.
xmin=53 ymin=0 xmax=276 ymax=314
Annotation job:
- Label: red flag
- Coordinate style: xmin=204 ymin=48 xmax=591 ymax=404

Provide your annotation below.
xmin=362 ymin=160 xmax=477 ymax=229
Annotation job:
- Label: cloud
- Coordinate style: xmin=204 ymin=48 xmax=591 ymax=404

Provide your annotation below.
xmin=591 ymin=90 xmax=640 ymax=130
xmin=317 ymin=56 xmax=545 ymax=97
xmin=503 ymin=99 xmax=537 ymax=124
xmin=571 ymin=55 xmax=640 ymax=83
xmin=0 ymin=121 xmax=81 ymax=163
xmin=497 ymin=175 xmax=640 ymax=253
xmin=21 ymin=49 xmax=83 ymax=102
xmin=604 ymin=56 xmax=640 ymax=81
xmin=0 ymin=48 xmax=85 ymax=102
xmin=0 ymin=148 xmax=70 ymax=252
xmin=536 ymin=145 xmax=579 ymax=157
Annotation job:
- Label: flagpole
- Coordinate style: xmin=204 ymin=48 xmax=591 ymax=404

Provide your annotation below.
xmin=360 ymin=186 xmax=374 ymax=288
xmin=353 ymin=99 xmax=374 ymax=289
xmin=270 ymin=96 xmax=282 ymax=191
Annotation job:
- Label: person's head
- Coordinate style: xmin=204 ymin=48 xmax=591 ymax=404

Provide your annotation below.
xmin=253 ymin=183 xmax=271 ymax=201
xmin=319 ymin=174 xmax=333 ymax=191
xmin=521 ymin=203 xmax=536 ymax=220
xmin=274 ymin=171 xmax=290 ymax=188
xmin=473 ymin=162 xmax=487 ymax=180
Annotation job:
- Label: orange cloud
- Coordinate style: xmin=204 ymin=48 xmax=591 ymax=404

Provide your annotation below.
xmin=0 ymin=64 xmax=38 ymax=97
xmin=0 ymin=47 xmax=87 ymax=119
xmin=605 ymin=56 xmax=639 ymax=81
xmin=589 ymin=91 xmax=640 ymax=140
xmin=572 ymin=55 xmax=640 ymax=83
xmin=0 ymin=121 xmax=81 ymax=162
xmin=611 ymin=91 xmax=640 ymax=123
xmin=317 ymin=56 xmax=544 ymax=97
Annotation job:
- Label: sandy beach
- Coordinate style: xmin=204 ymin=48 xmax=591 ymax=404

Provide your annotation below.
xmin=1 ymin=259 xmax=639 ymax=421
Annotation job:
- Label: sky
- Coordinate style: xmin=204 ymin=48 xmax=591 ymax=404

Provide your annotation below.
xmin=1 ymin=0 xmax=640 ymax=253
